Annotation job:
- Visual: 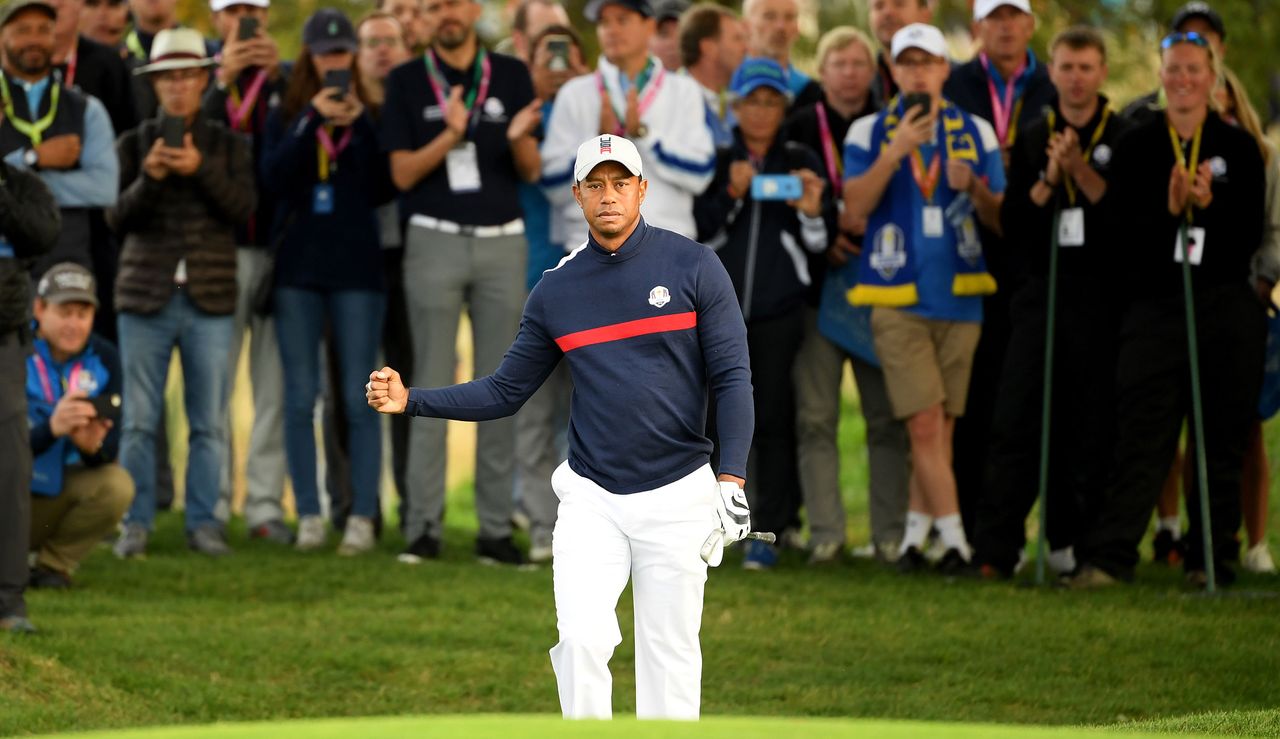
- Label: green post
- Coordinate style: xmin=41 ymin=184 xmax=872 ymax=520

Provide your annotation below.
xmin=1034 ymin=211 xmax=1061 ymax=587
xmin=1179 ymin=219 xmax=1216 ymax=593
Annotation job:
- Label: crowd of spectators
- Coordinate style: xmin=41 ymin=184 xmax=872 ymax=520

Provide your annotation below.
xmin=1 ymin=0 xmax=1276 ymax=635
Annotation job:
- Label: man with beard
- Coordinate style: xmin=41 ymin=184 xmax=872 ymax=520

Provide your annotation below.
xmin=0 ymin=0 xmax=117 ymax=279
xmin=380 ymin=0 xmax=542 ymax=565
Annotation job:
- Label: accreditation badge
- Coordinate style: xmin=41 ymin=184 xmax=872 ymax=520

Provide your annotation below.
xmin=313 ymin=183 xmax=335 ymax=215
xmin=922 ymin=206 xmax=944 ymax=237
xmin=1058 ymin=207 xmax=1085 ymax=247
xmin=446 ymin=141 xmax=482 ymax=193
xmin=1174 ymin=227 xmax=1207 ymax=266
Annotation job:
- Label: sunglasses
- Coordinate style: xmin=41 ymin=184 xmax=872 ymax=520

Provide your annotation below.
xmin=1161 ymin=31 xmax=1209 ymax=50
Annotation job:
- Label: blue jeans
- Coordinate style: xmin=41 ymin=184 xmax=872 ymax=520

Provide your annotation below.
xmin=274 ymin=287 xmax=386 ymax=519
xmin=118 ymin=292 xmax=234 ymax=532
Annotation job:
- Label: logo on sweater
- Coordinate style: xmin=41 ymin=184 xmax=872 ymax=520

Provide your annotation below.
xmin=1209 ymin=156 xmax=1228 ymax=178
xmin=869 ymin=225 xmax=907 ymax=280
xmin=648 ymin=285 xmax=671 ymax=308
xmin=483 ymin=97 xmax=505 ymax=119
xmin=1092 ymin=144 xmax=1112 ymax=166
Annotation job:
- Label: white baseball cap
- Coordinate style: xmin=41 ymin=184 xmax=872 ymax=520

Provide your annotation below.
xmin=974 ymin=0 xmax=1032 ymax=21
xmin=210 ymin=0 xmax=268 ymax=11
xmin=573 ymin=135 xmax=644 ymax=183
xmin=891 ymin=23 xmax=948 ymax=62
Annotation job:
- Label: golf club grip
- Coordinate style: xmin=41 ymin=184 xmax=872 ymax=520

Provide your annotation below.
xmin=745 ymin=532 xmax=776 ymax=544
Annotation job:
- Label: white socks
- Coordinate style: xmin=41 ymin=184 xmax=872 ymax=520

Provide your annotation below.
xmin=1048 ymin=546 xmax=1077 ymax=575
xmin=1158 ymin=516 xmax=1182 ymax=538
xmin=934 ymin=514 xmax=971 ymax=561
xmin=900 ymin=510 xmax=933 ymax=554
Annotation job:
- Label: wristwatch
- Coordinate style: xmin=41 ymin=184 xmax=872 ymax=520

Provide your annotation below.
xmin=22 ymin=148 xmax=38 ymax=169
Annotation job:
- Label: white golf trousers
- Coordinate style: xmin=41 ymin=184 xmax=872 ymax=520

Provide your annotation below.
xmin=548 ymin=460 xmax=717 ymax=720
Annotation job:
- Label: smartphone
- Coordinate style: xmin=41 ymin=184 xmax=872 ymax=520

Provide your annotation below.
xmin=323 ymin=69 xmax=351 ymax=100
xmin=545 ymin=35 xmax=571 ymax=72
xmin=751 ymin=174 xmax=803 ymax=201
xmin=237 ymin=15 xmax=259 ymax=41
xmin=160 ymin=114 xmax=185 ymax=148
xmin=89 ymin=393 xmax=122 ymax=423
xmin=902 ymin=92 xmax=932 ymax=117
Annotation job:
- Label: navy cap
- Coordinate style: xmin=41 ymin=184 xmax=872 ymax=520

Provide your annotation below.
xmin=1171 ymin=2 xmax=1226 ymax=39
xmin=585 ymin=0 xmax=653 ymax=23
xmin=303 ymin=8 xmax=357 ymax=55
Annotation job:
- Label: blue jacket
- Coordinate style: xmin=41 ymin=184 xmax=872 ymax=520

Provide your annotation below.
xmin=406 ymin=219 xmax=754 ymax=494
xmin=27 ymin=333 xmax=121 ymax=496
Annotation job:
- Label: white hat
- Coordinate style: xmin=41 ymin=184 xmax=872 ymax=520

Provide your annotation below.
xmin=973 ymin=0 xmax=1032 ymax=21
xmin=134 ymin=28 xmax=216 ymax=75
xmin=573 ymin=135 xmax=643 ymax=183
xmin=891 ymin=23 xmax=948 ymax=61
xmin=210 ymin=0 xmax=268 ymax=11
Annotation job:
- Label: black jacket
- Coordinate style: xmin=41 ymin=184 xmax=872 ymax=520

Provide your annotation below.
xmin=694 ymin=131 xmax=834 ymax=323
xmin=1109 ymin=111 xmax=1265 ymax=299
xmin=55 ymin=35 xmax=139 ymax=136
xmin=108 ymin=112 xmax=256 ymax=316
xmin=0 ymin=163 xmax=60 ymax=333
xmin=1002 ymin=98 xmax=1133 ymax=280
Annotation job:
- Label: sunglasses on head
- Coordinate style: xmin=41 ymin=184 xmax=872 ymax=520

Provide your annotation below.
xmin=1161 ymin=31 xmax=1209 ymax=50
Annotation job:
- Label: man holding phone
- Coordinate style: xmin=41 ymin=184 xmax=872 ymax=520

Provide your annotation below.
xmin=843 ymin=24 xmax=1005 ymax=574
xmin=25 ymin=263 xmax=132 ymax=590
xmin=202 ymin=0 xmax=291 ymax=545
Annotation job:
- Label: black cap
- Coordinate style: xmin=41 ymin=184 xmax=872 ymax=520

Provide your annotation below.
xmin=0 ymin=0 xmax=54 ymax=29
xmin=585 ymin=0 xmax=653 ymax=23
xmin=303 ymin=8 xmax=357 ymax=55
xmin=652 ymin=0 xmax=689 ymax=22
xmin=1171 ymin=2 xmax=1226 ymax=40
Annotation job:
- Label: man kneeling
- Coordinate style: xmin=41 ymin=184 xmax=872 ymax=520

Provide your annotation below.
xmin=27 ymin=263 xmax=133 ymax=588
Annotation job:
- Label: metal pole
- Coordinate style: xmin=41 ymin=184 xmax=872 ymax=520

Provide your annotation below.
xmin=1034 ymin=210 xmax=1061 ymax=586
xmin=1179 ymin=219 xmax=1216 ymax=593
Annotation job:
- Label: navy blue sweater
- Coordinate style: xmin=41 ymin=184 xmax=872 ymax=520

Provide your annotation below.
xmin=406 ymin=219 xmax=754 ymax=494
xmin=261 ymin=107 xmax=394 ymax=292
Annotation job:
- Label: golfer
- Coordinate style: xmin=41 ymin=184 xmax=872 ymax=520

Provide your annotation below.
xmin=367 ymin=134 xmax=754 ymax=720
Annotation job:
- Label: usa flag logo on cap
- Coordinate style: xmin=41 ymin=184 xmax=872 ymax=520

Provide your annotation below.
xmin=600 ymin=136 xmax=612 ymax=154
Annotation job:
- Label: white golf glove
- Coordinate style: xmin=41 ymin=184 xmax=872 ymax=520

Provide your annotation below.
xmin=715 ymin=481 xmax=750 ymax=544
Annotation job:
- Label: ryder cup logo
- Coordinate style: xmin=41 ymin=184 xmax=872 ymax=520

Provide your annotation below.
xmin=648 ymin=285 xmax=671 ymax=308
xmin=1093 ymin=144 xmax=1112 ymax=166
xmin=869 ymin=225 xmax=908 ymax=280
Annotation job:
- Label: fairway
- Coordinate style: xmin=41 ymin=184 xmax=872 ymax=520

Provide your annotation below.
xmin=19 ymin=713 xmax=1255 ymax=739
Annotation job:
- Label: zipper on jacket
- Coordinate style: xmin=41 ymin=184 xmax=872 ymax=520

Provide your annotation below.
xmin=742 ymin=200 xmax=761 ymax=322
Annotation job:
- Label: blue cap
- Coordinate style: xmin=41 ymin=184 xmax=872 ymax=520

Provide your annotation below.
xmin=729 ymin=57 xmax=793 ymax=102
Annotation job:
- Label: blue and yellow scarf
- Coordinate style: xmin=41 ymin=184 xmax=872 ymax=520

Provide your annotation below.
xmin=849 ymin=96 xmax=997 ymax=307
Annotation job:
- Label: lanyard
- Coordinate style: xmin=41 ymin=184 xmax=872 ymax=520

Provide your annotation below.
xmin=315 ymin=124 xmax=353 ymax=182
xmin=1046 ymin=106 xmax=1112 ymax=206
xmin=62 ymin=48 xmax=77 ymax=88
xmin=909 ymin=148 xmax=942 ymax=203
xmin=0 ymin=73 xmax=60 ymax=146
xmin=125 ymin=29 xmax=146 ymax=60
xmin=226 ymin=68 xmax=268 ymax=132
xmin=424 ymin=47 xmax=490 ymax=136
xmin=32 ymin=354 xmax=82 ymax=405
xmin=980 ymin=52 xmax=1026 ymax=147
xmin=1167 ymin=118 xmax=1204 ymax=223
xmin=596 ymin=60 xmax=665 ymax=136
xmin=815 ymin=101 xmax=844 ymax=191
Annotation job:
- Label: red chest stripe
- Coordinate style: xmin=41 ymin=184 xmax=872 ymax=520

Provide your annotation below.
xmin=555 ymin=311 xmax=698 ymax=353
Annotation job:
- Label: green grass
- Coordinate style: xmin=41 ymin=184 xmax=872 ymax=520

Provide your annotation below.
xmin=3 ymin=400 xmax=1280 ymax=737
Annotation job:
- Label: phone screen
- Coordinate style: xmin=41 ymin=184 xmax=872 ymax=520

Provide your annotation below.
xmin=545 ymin=36 xmax=571 ymax=71
xmin=161 ymin=115 xmax=185 ymax=148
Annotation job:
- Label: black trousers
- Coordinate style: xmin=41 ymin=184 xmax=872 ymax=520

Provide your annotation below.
xmin=973 ymin=276 xmax=1117 ymax=573
xmin=0 ymin=334 xmax=30 ymax=619
xmin=743 ymin=308 xmax=805 ymax=536
xmin=954 ymin=288 xmax=1012 ymax=537
xmin=1078 ymin=286 xmax=1265 ymax=579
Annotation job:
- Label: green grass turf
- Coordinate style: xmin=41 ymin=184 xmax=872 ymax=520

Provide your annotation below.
xmin=2 ymin=402 xmax=1279 ymax=737
xmin=23 ymin=713 xmax=1263 ymax=739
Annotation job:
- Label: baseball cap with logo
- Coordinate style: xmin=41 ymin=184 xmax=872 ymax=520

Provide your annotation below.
xmin=729 ymin=57 xmax=793 ymax=102
xmin=37 ymin=263 xmax=98 ymax=307
xmin=210 ymin=0 xmax=267 ymax=11
xmin=573 ymin=135 xmax=644 ymax=183
xmin=585 ymin=0 xmax=653 ymax=23
xmin=303 ymin=8 xmax=357 ymax=55
xmin=891 ymin=23 xmax=948 ymax=62
xmin=1171 ymin=2 xmax=1226 ymax=39
xmin=973 ymin=0 xmax=1032 ymax=21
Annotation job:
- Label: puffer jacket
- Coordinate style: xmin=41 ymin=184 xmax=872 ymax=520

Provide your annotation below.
xmin=108 ymin=112 xmax=255 ymax=316
xmin=0 ymin=162 xmax=60 ymax=333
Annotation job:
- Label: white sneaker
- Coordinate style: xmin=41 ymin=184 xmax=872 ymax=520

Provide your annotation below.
xmin=528 ymin=544 xmax=553 ymax=564
xmin=1048 ymin=546 xmax=1077 ymax=575
xmin=1243 ymin=542 xmax=1277 ymax=574
xmin=295 ymin=515 xmax=327 ymax=552
xmin=808 ymin=541 xmax=843 ymax=565
xmin=337 ymin=516 xmax=375 ymax=556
